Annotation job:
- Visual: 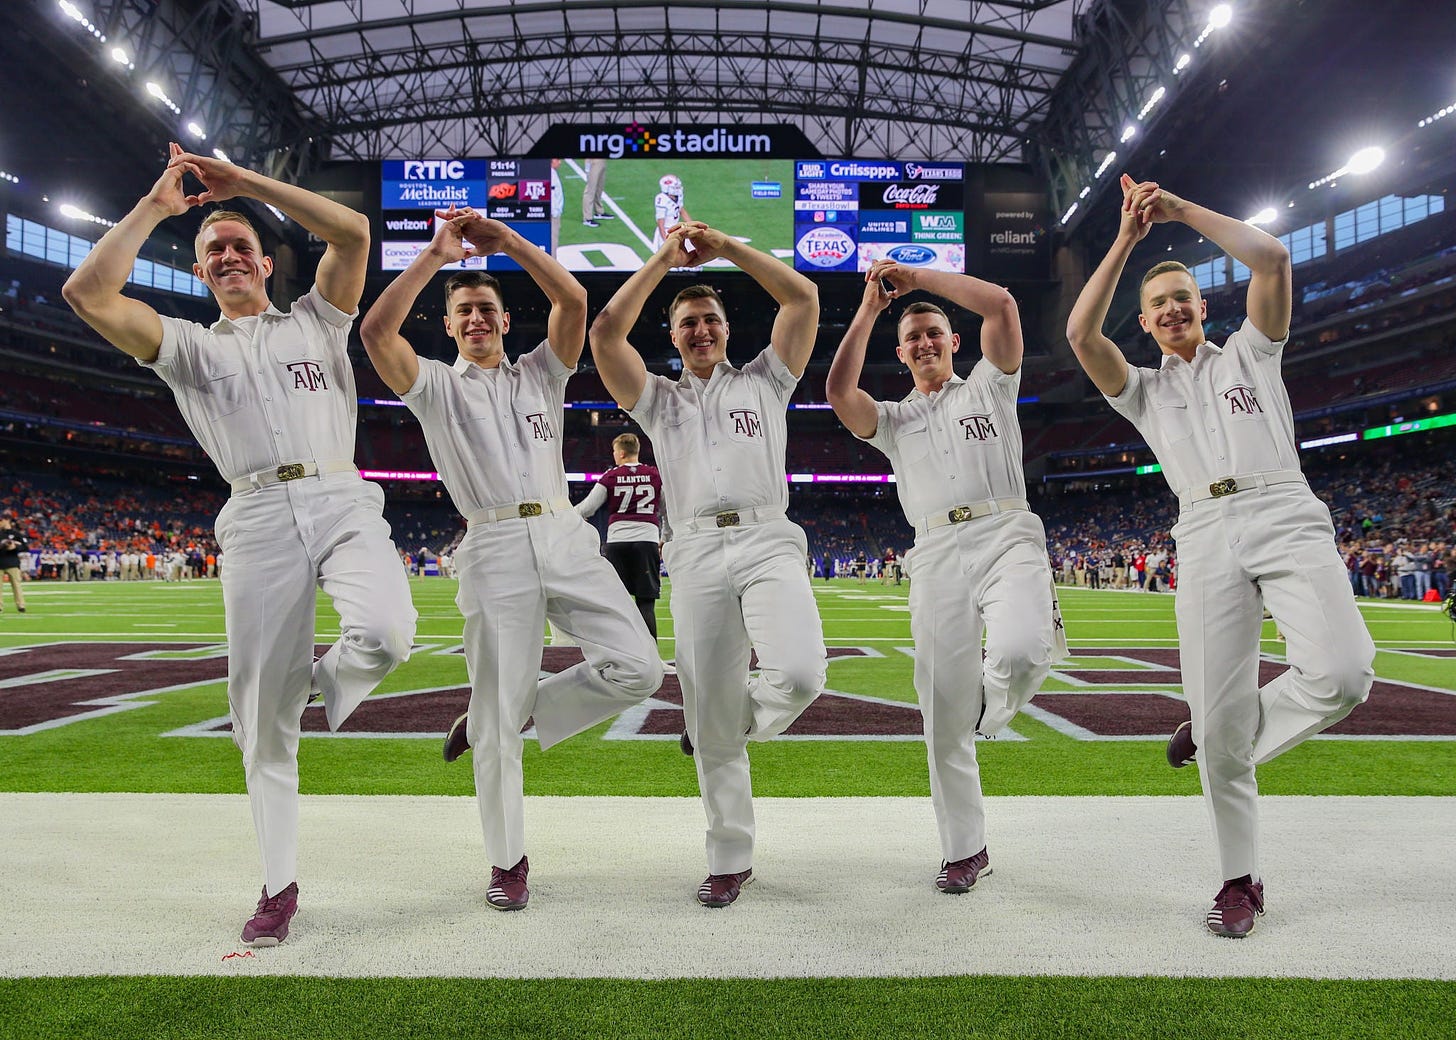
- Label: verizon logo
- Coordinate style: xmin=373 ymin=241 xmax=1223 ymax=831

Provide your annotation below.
xmin=385 ymin=216 xmax=432 ymax=232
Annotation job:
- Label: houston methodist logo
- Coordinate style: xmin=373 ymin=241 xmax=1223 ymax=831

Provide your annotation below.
xmin=1222 ymin=385 xmax=1264 ymax=414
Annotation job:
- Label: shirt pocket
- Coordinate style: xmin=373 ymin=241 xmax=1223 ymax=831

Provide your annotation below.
xmin=269 ymin=344 xmax=336 ymax=398
xmin=1152 ymin=386 xmax=1193 ymax=443
xmin=511 ymin=396 xmax=557 ymax=448
xmin=198 ymin=358 xmax=246 ymax=420
xmin=651 ymin=397 xmax=700 ymax=461
xmin=896 ymin=420 xmax=932 ymax=464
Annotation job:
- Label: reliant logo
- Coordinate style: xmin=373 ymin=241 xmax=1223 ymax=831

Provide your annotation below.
xmin=578 ymin=122 xmax=771 ymax=159
xmin=403 ymin=160 xmax=466 ymax=180
xmin=991 ymin=230 xmax=1038 ymax=244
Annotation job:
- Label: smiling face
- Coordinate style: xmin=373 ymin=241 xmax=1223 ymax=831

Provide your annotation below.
xmin=193 ymin=219 xmax=272 ymax=316
xmin=895 ymin=305 xmax=959 ymax=391
xmin=670 ymin=294 xmax=729 ymax=378
xmin=444 ymin=283 xmax=510 ymax=365
xmin=1138 ymin=268 xmax=1208 ymax=357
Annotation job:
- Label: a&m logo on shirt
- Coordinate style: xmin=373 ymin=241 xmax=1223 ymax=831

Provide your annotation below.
xmin=525 ymin=412 xmax=555 ymax=441
xmin=1221 ymin=385 xmax=1264 ymax=415
xmin=729 ymin=409 xmax=763 ymax=438
xmin=957 ymin=414 xmax=999 ymax=441
xmin=285 ymin=361 xmax=330 ymax=392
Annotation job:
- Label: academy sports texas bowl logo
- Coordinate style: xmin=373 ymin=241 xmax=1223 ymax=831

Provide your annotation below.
xmin=796 ymin=226 xmax=855 ymax=268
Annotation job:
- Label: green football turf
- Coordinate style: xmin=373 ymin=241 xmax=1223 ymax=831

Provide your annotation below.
xmin=557 ymin=157 xmax=794 ymax=267
xmin=4 ymin=579 xmax=1453 ymax=1038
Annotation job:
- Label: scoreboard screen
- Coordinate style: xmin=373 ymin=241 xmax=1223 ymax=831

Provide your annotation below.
xmin=792 ymin=160 xmax=966 ymax=274
xmin=378 ymin=159 xmax=550 ymax=272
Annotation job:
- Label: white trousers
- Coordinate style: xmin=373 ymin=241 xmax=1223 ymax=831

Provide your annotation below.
xmin=216 ymin=474 xmax=417 ymax=896
xmin=665 ymin=520 xmax=827 ymax=874
xmin=904 ymin=510 xmax=1059 ymax=861
xmin=454 ymin=512 xmax=662 ymax=869
xmin=1172 ymin=485 xmax=1374 ymax=882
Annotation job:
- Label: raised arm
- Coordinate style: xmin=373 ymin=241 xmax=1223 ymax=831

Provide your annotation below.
xmin=574 ymin=482 xmax=608 ymax=518
xmin=359 ymin=209 xmax=473 ymax=395
xmin=1132 ymin=182 xmax=1292 ymax=341
xmin=826 ymin=271 xmax=891 ymax=438
xmin=166 ymin=148 xmax=371 ymax=313
xmin=877 ymin=263 xmax=1023 ymax=374
xmin=61 ymin=152 xmax=191 ymax=361
xmin=1065 ymin=175 xmax=1144 ymax=397
xmin=589 ymin=227 xmax=696 ymax=410
xmin=459 ymin=215 xmax=587 ymax=367
xmin=683 ymin=222 xmax=819 ymax=377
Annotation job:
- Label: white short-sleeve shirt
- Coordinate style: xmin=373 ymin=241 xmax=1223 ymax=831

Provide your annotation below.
xmin=861 ymin=357 xmax=1026 ymax=527
xmin=628 ymin=346 xmax=797 ymax=528
xmin=401 ymin=341 xmax=572 ymax=515
xmin=1105 ymin=317 xmax=1299 ymax=497
xmin=142 ymin=286 xmax=358 ymax=482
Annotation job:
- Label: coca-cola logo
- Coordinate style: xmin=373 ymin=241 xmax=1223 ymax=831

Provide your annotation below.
xmin=881 ymin=183 xmax=941 ymax=207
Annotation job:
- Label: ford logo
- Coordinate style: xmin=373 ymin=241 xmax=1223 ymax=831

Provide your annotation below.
xmin=887 ymin=245 xmax=935 ymax=265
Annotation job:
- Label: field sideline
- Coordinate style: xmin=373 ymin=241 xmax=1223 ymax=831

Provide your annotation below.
xmin=1 ymin=579 xmax=1453 ymax=1038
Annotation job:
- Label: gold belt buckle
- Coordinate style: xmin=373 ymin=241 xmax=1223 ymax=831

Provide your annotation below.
xmin=715 ymin=511 xmax=741 ymax=528
xmin=276 ymin=463 xmax=306 ymax=482
xmin=1208 ymin=478 xmax=1238 ymax=499
xmin=517 ymin=502 xmax=543 ymax=518
xmin=947 ymin=506 xmax=974 ymax=524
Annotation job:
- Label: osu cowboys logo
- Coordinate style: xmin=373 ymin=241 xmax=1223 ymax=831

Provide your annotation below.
xmin=957 ymin=414 xmax=999 ymax=441
xmin=1221 ymin=384 xmax=1263 ymax=414
xmin=285 ymin=360 xmax=330 ymax=392
xmin=524 ymin=412 xmax=555 ymax=441
xmin=728 ymin=409 xmax=762 ymax=438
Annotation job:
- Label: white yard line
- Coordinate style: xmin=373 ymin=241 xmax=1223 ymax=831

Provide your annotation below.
xmin=3 ymin=793 xmax=1453 ymax=980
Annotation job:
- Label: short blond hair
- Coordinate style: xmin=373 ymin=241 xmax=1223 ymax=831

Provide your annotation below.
xmin=612 ymin=433 xmax=640 ymax=457
xmin=1139 ymin=260 xmax=1194 ymax=301
xmin=668 ymin=284 xmax=726 ymax=325
xmin=194 ymin=210 xmax=261 ymax=255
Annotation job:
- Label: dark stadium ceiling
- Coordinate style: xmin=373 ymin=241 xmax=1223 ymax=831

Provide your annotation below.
xmin=3 ymin=0 xmax=1455 ymax=244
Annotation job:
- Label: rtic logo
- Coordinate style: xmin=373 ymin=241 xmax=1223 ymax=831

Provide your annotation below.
xmin=881 ymin=184 xmax=941 ymax=207
xmin=729 ymin=408 xmax=763 ymax=438
xmin=403 ymin=160 xmax=466 ymax=180
xmin=524 ymin=412 xmax=554 ymax=441
xmin=285 ymin=361 xmax=329 ymax=392
xmin=958 ymin=414 xmax=999 ymax=441
xmin=1222 ymin=385 xmax=1263 ymax=414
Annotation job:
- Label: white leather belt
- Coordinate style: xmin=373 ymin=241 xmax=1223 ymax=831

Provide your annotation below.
xmin=466 ymin=497 xmax=573 ymax=527
xmin=1179 ymin=469 xmax=1306 ymax=509
xmin=916 ymin=497 xmax=1029 ymax=536
xmin=674 ymin=506 xmax=787 ymax=535
xmin=230 ymin=459 xmax=356 ymax=495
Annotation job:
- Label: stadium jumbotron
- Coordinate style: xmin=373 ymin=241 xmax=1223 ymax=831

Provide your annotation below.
xmin=2 ymin=1 xmax=1454 ymax=1036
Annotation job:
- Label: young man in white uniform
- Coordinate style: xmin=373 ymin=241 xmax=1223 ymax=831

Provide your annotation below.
xmin=590 ymin=221 xmax=827 ymax=907
xmin=360 ymin=208 xmax=662 ymax=911
xmin=827 ymin=261 xmax=1063 ymax=894
xmin=1066 ymin=175 xmax=1375 ymax=937
xmin=62 ymin=144 xmax=417 ymax=946
xmin=650 ymin=176 xmax=690 ymax=250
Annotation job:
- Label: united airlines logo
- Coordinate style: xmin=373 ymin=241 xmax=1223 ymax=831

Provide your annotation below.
xmin=525 ymin=413 xmax=555 ymax=441
xmin=285 ymin=361 xmax=329 ymax=392
xmin=958 ymin=414 xmax=999 ymax=441
xmin=729 ymin=409 xmax=763 ymax=438
xmin=1222 ymin=385 xmax=1263 ymax=415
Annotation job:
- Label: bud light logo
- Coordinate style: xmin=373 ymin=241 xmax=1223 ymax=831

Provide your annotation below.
xmin=404 ymin=160 xmax=466 ymax=180
xmin=887 ymin=245 xmax=936 ymax=265
xmin=796 ymin=162 xmax=827 ymax=179
xmin=796 ymin=226 xmax=855 ymax=268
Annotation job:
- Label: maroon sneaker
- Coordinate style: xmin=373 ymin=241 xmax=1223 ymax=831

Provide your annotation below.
xmin=443 ymin=711 xmax=470 ymax=763
xmin=1207 ymin=875 xmax=1264 ymax=937
xmin=241 ymin=882 xmax=299 ymax=946
xmin=936 ymin=847 xmax=992 ymax=893
xmin=1166 ymin=720 xmax=1197 ymax=768
xmin=697 ymin=868 xmax=753 ymax=907
xmin=488 ymin=856 xmax=529 ymax=911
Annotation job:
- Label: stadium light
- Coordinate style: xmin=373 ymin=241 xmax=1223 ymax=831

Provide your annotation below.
xmin=1309 ymin=145 xmax=1387 ymax=189
xmin=58 ymin=1 xmax=106 ymax=41
xmin=58 ymin=202 xmax=117 ymax=228
xmin=1172 ymin=53 xmax=1192 ymax=75
xmin=1418 ymin=102 xmax=1455 ymax=127
xmin=1095 ymin=151 xmax=1118 ymax=178
xmin=1120 ymin=125 xmax=1137 ymax=143
xmin=212 ymin=148 xmax=231 ymax=162
xmin=145 ymin=81 xmax=182 ymax=115
xmin=1059 ymin=201 xmax=1079 ymax=226
xmin=1195 ymin=4 xmax=1232 ymax=47
xmin=0 ymin=170 xmax=18 ymax=184
xmin=110 ymin=46 xmax=134 ymax=70
xmin=1137 ymin=86 xmax=1166 ymax=120
xmin=186 ymin=121 xmax=207 ymax=140
xmin=1244 ymin=207 xmax=1278 ymax=226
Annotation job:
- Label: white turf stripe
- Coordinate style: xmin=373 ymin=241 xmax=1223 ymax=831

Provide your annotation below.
xmin=3 ymin=794 xmax=1454 ymax=980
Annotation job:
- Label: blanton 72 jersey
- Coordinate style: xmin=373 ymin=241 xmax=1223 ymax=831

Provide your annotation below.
xmin=600 ymin=464 xmax=662 ymax=529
